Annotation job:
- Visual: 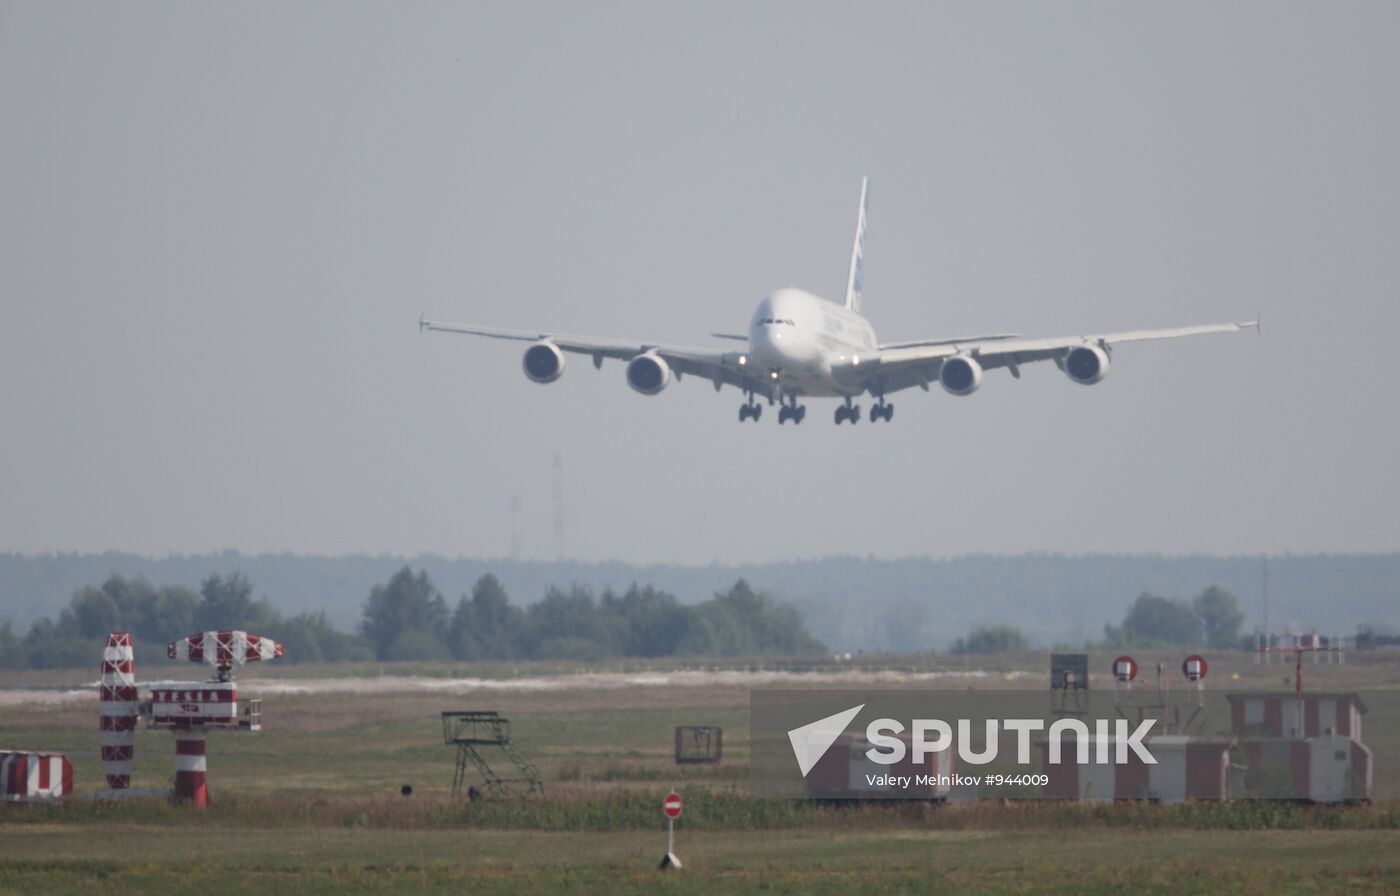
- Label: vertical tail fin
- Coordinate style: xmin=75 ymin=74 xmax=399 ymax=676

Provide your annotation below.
xmin=844 ymin=176 xmax=869 ymax=313
xmin=100 ymin=632 xmax=137 ymax=789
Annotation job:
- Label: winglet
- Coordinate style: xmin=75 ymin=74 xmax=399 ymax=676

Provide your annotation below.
xmin=419 ymin=313 xmax=428 ymax=333
xmin=844 ymin=177 xmax=869 ymax=313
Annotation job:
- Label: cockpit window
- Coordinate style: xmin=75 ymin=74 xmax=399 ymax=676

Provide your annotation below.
xmin=757 ymin=318 xmax=795 ymax=326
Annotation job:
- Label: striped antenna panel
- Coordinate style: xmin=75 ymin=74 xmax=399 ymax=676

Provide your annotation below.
xmin=166 ymin=631 xmax=284 ymax=667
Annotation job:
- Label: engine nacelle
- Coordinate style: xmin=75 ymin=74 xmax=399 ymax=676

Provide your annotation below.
xmin=522 ymin=342 xmax=565 ymax=384
xmin=1064 ymin=344 xmax=1110 ymax=385
xmin=626 ymin=352 xmax=671 ymax=395
xmin=939 ymin=354 xmax=983 ymax=396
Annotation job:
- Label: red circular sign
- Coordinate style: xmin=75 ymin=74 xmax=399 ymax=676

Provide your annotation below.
xmin=663 ymin=791 xmax=683 ymax=819
xmin=1112 ymin=655 xmax=1138 ymax=682
xmin=1182 ymin=655 xmax=1208 ymax=681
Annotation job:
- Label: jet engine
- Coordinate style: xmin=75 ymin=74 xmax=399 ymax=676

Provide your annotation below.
xmin=522 ymin=342 xmax=565 ymax=383
xmin=626 ymin=352 xmax=671 ymax=395
xmin=939 ymin=354 xmax=983 ymax=396
xmin=1063 ymin=344 xmax=1110 ymax=385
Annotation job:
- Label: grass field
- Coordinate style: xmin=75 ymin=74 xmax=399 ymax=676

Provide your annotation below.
xmin=3 ymin=651 xmax=1399 ymax=893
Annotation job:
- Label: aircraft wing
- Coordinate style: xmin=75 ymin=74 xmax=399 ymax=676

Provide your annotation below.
xmin=420 ymin=318 xmax=771 ymax=395
xmin=841 ymin=319 xmax=1259 ymax=395
xmin=878 ymin=333 xmax=1019 ymax=350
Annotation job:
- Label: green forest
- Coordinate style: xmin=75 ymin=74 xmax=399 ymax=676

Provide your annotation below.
xmin=2 ymin=551 xmax=1394 ymax=653
xmin=0 ymin=568 xmax=823 ymax=669
xmin=0 ymin=562 xmax=1283 ymax=669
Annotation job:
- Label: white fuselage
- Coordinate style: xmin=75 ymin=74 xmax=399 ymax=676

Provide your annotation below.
xmin=748 ymin=288 xmax=876 ymax=397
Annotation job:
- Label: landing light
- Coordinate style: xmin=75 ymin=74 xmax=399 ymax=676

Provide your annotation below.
xmin=852 ymin=355 xmax=860 ymax=366
xmin=769 ymin=370 xmax=779 ymax=380
xmin=738 ymin=355 xmax=747 ymax=366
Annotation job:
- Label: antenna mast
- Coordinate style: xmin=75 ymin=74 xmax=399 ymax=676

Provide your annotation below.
xmin=552 ymin=452 xmax=564 ymax=559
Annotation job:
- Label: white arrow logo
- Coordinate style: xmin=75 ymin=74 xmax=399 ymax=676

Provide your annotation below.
xmin=787 ymin=704 xmax=864 ymax=777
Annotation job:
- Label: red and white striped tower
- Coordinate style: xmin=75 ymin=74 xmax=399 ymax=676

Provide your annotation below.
xmin=99 ymin=632 xmax=137 ymax=789
xmin=174 ymin=733 xmax=208 ymax=807
xmin=99 ymin=629 xmax=282 ymax=806
xmin=162 ymin=630 xmax=283 ymax=808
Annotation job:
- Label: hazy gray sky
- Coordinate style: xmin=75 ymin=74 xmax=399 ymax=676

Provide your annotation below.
xmin=2 ymin=2 xmax=1397 ymax=563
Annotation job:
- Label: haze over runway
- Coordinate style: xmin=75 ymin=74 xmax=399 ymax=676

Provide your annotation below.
xmin=2 ymin=3 xmax=1397 ymax=563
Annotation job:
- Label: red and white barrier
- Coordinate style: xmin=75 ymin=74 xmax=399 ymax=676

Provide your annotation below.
xmin=1 ymin=751 xmax=73 ymax=801
xmin=99 ymin=632 xmax=137 ymax=789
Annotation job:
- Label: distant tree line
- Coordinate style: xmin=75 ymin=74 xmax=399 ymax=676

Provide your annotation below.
xmin=359 ymin=568 xmax=825 ymax=662
xmin=954 ymin=625 xmax=1031 ymax=654
xmin=951 ymin=586 xmax=1247 ymax=654
xmin=0 ymin=568 xmax=825 ymax=669
xmin=0 ymin=570 xmax=1262 ymax=670
xmin=0 ymin=573 xmax=367 ymax=669
xmin=1102 ymin=586 xmax=1245 ymax=648
xmin=5 ymin=552 xmax=1397 ymax=653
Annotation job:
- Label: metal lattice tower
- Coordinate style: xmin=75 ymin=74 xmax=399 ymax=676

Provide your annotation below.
xmin=442 ymin=711 xmax=543 ymax=799
xmin=510 ymin=494 xmax=522 ymax=561
xmin=552 ymin=452 xmax=564 ymax=559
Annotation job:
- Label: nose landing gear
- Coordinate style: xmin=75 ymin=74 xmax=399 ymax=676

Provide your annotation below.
xmin=738 ymin=391 xmax=763 ymax=422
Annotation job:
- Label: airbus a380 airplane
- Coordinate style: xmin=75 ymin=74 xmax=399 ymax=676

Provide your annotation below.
xmin=422 ymin=179 xmax=1257 ymax=425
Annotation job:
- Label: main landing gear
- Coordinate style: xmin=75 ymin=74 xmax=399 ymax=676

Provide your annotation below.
xmin=777 ymin=394 xmax=806 ymax=425
xmin=834 ymin=396 xmax=894 ymax=424
xmin=868 ymin=399 xmax=894 ymax=423
xmin=834 ymin=397 xmax=861 ymax=425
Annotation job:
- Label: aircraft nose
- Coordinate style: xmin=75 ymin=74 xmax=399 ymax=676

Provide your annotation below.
xmin=750 ymin=325 xmax=788 ymax=366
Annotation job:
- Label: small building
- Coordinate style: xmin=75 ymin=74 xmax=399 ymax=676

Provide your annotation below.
xmin=1 ymin=751 xmax=73 ymax=801
xmin=1226 ymin=692 xmax=1366 ymax=739
xmin=1039 ymin=736 xmax=1235 ymax=803
xmin=1236 ymin=736 xmax=1372 ymax=802
xmin=806 ymin=732 xmax=955 ymax=800
xmin=1226 ymin=692 xmax=1371 ymax=802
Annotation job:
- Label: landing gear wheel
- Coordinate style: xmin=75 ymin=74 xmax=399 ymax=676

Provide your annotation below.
xmin=868 ymin=404 xmax=881 ymax=423
xmin=884 ymin=403 xmax=894 ymax=422
xmin=795 ymin=406 xmax=806 ymax=424
xmin=834 ymin=406 xmax=847 ymax=425
xmin=778 ymin=406 xmax=791 ymax=424
xmin=739 ymin=404 xmax=750 ymax=422
xmin=752 ymin=404 xmax=762 ymax=421
xmin=849 ymin=404 xmax=860 ymax=424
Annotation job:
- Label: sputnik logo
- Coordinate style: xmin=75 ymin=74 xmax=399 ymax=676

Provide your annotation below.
xmin=787 ymin=704 xmax=864 ymax=777
xmin=785 ymin=703 xmax=1159 ymax=775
